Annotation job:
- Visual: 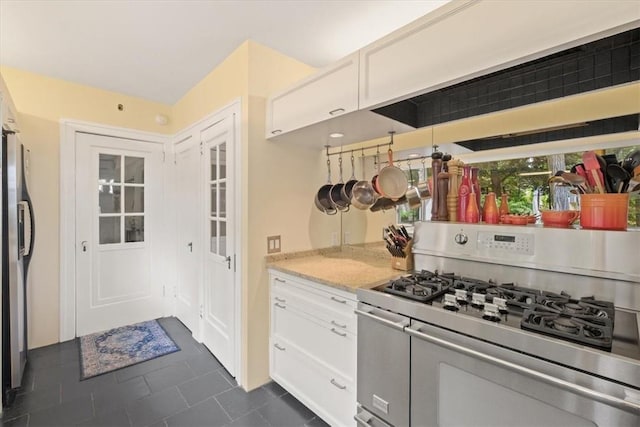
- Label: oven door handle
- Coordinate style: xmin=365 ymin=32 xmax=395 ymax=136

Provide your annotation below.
xmin=354 ymin=308 xmax=410 ymax=331
xmin=406 ymin=324 xmax=640 ymax=414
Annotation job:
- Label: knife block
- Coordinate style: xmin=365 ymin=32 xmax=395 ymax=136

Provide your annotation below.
xmin=391 ymin=240 xmax=414 ymax=271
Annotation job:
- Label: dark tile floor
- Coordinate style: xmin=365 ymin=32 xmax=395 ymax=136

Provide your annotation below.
xmin=1 ymin=317 xmax=329 ymax=427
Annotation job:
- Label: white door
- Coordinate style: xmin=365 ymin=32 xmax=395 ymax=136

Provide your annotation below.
xmin=201 ymin=118 xmax=236 ymax=375
xmin=76 ymin=132 xmax=164 ymax=336
xmin=174 ymin=138 xmax=202 ymax=335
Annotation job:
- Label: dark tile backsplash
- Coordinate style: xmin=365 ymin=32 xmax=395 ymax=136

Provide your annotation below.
xmin=455 ymin=114 xmax=639 ymax=152
xmin=373 ymin=27 xmax=640 ymax=147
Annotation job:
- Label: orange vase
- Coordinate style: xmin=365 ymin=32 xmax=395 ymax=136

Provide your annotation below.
xmin=483 ymin=192 xmax=499 ymax=224
xmin=499 ymin=193 xmax=510 ymax=222
xmin=466 ymin=188 xmax=480 ymax=223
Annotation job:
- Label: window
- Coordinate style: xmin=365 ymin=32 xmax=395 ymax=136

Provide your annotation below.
xmin=395 ymin=144 xmax=639 ymax=227
xmin=209 ymin=143 xmax=227 ymax=256
xmin=98 ymin=154 xmax=145 ymax=244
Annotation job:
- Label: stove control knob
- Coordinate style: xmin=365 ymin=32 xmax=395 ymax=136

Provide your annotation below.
xmin=494 ymin=297 xmax=508 ymax=313
xmin=455 ymin=289 xmax=469 ymax=303
xmin=483 ymin=303 xmax=501 ymax=322
xmin=471 ymin=293 xmax=486 ymax=307
xmin=444 ymin=294 xmax=460 ymax=311
xmin=454 ymin=233 xmax=468 ymax=245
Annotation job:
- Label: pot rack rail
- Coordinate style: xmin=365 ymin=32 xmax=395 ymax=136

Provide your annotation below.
xmin=325 ymin=131 xmax=441 ymax=165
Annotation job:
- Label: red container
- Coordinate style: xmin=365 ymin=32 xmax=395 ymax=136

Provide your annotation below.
xmin=580 ymin=194 xmax=629 ymax=230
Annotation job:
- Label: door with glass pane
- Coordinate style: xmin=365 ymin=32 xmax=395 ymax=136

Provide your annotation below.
xmin=201 ymin=119 xmax=236 ymax=376
xmin=75 ymin=132 xmax=163 ymax=336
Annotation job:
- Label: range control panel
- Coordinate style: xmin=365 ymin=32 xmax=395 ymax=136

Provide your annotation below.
xmin=476 ymin=231 xmax=535 ymax=256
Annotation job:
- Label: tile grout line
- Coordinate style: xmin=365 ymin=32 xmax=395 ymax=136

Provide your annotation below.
xmin=212 ymin=395 xmax=234 ymax=423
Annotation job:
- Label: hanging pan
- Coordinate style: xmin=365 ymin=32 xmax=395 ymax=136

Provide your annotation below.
xmin=315 ymin=158 xmax=337 ymax=215
xmin=329 ymin=155 xmax=350 ymax=212
xmin=352 ymin=154 xmax=378 ymax=210
xmin=378 ymin=147 xmax=408 ymax=200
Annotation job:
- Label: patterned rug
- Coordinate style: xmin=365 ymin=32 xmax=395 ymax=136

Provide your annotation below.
xmin=79 ymin=319 xmax=180 ymax=379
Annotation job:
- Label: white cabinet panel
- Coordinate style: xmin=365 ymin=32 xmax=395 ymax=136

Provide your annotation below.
xmin=271 ymin=335 xmax=356 ymax=427
xmin=359 ymin=0 xmax=640 ymax=109
xmin=266 ymin=53 xmax=358 ymax=139
xmin=269 ymin=270 xmax=357 ymax=427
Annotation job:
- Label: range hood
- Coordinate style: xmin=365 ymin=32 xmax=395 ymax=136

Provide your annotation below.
xmin=371 ymin=27 xmax=640 ymax=151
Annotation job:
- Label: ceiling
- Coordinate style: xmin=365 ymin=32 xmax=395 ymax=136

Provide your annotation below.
xmin=0 ymin=0 xmax=449 ymax=105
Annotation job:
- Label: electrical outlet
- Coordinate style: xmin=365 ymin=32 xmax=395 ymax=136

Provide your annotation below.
xmin=344 ymin=231 xmax=351 ymax=245
xmin=267 ymin=235 xmax=281 ymax=254
xmin=331 ymin=232 xmax=339 ymax=246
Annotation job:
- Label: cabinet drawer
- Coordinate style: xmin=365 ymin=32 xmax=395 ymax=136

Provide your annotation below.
xmin=272 ymin=299 xmax=356 ymax=381
xmin=271 ymin=335 xmax=356 ymax=427
xmin=272 ymin=284 xmax=356 ymax=336
xmin=271 ymin=274 xmax=356 ymax=321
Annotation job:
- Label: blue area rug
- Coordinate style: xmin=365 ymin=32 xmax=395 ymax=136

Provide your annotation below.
xmin=79 ymin=319 xmax=180 ymax=379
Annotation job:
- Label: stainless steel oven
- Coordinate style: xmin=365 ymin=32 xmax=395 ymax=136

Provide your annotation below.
xmin=356 ymin=222 xmax=640 ymax=427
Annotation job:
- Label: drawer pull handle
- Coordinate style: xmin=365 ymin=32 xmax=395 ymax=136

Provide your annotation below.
xmin=275 ymin=297 xmax=286 ymax=303
xmin=274 ymin=277 xmax=286 ymax=283
xmin=330 ymin=296 xmax=347 ymax=304
xmin=274 ymin=343 xmax=286 ymax=351
xmin=329 ymin=108 xmax=345 ymax=116
xmin=274 ymin=303 xmax=286 ymax=309
xmin=331 ymin=320 xmax=347 ymax=328
xmin=330 ymin=378 xmax=347 ymax=390
xmin=331 ymin=328 xmax=347 ymax=337
xmin=271 ymin=129 xmax=282 ymax=135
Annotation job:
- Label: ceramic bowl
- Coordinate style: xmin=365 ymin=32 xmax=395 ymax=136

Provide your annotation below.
xmin=541 ymin=210 xmax=580 ymax=228
xmin=511 ymin=216 xmax=529 ymax=225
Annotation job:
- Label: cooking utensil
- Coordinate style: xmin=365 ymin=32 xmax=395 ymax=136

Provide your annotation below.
xmin=596 ymin=154 xmax=613 ymax=193
xmin=622 ymin=149 xmax=640 ymax=174
xmin=351 ymin=155 xmax=379 ymax=210
xmin=560 ymin=172 xmax=589 ymax=194
xmin=582 ymin=151 xmax=605 ymax=194
xmin=340 ymin=154 xmax=358 ymax=205
xmin=315 ymin=158 xmax=337 ymax=215
xmin=369 ymin=196 xmax=396 ymax=212
xmin=540 ymin=210 xmax=580 ymax=228
xmin=378 ymin=147 xmax=408 ymax=200
xmin=405 ymin=161 xmax=421 ymax=209
xmin=416 ymin=158 xmax=431 ymax=200
xmin=329 ymin=155 xmax=349 ymax=212
xmin=371 ymin=149 xmax=382 ymax=196
xmin=606 ymin=164 xmax=631 ymax=193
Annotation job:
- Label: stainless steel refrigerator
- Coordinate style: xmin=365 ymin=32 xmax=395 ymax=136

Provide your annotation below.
xmin=1 ymin=129 xmax=34 ymax=406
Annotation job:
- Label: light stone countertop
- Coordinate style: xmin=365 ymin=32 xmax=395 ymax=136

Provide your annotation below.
xmin=266 ymin=244 xmax=405 ymax=293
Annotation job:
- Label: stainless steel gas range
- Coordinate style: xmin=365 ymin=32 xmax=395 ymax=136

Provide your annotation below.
xmin=355 ymin=222 xmax=640 ymax=427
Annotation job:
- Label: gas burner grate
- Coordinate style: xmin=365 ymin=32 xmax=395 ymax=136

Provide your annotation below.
xmin=521 ymin=306 xmax=613 ymax=350
xmin=539 ymin=296 xmax=615 ymax=321
xmin=383 ymin=270 xmax=454 ymax=302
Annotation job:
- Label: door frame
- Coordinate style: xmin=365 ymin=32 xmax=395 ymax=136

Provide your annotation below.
xmin=169 ymin=100 xmax=243 ymax=385
xmin=59 ymin=120 xmax=170 ymax=341
xmin=60 ymin=99 xmax=244 ymax=386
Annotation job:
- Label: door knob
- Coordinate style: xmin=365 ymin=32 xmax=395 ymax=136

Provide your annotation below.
xmin=81 ymin=241 xmax=88 ymax=252
xmin=226 ymin=256 xmax=232 ymax=269
xmin=187 ymin=242 xmax=193 ymax=252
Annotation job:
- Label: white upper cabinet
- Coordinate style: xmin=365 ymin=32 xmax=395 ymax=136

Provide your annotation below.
xmin=266 ymin=53 xmax=359 ymax=139
xmin=359 ymin=0 xmax=640 ymax=109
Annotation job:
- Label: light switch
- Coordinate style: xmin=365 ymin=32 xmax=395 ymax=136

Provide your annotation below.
xmin=267 ymin=235 xmax=281 ymax=254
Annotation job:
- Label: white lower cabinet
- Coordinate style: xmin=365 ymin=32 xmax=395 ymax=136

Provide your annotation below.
xmin=269 ymin=270 xmax=357 ymax=427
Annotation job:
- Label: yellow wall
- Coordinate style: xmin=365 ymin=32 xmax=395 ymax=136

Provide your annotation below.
xmin=2 ymin=40 xmax=320 ymax=390
xmin=0 ymin=66 xmax=172 ymax=348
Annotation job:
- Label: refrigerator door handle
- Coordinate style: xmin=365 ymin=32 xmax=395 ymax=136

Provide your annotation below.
xmin=18 ymin=201 xmax=32 ymax=257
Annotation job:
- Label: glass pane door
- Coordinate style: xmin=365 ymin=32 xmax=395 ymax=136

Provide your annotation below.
xmin=98 ymin=153 xmax=145 ymax=245
xmin=209 ymin=143 xmax=227 ymax=257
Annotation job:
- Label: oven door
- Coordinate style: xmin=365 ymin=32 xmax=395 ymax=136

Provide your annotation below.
xmin=407 ymin=320 xmax=640 ymax=427
xmin=355 ymin=302 xmax=411 ymax=427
